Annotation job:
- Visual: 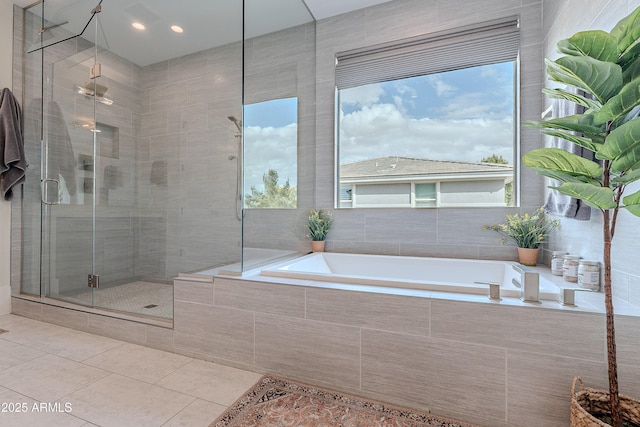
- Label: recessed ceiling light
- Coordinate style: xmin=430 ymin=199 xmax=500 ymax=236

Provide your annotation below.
xmin=171 ymin=25 xmax=184 ymax=33
xmin=132 ymin=22 xmax=146 ymax=31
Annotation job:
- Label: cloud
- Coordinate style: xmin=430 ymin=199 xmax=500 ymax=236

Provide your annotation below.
xmin=425 ymin=75 xmax=457 ymax=97
xmin=430 ymin=88 xmax=514 ymax=121
xmin=339 ymin=102 xmax=513 ymax=165
xmin=340 ymin=83 xmax=385 ymax=107
xmin=243 ymin=124 xmax=298 ymax=192
xmin=394 ymin=81 xmax=417 ymax=98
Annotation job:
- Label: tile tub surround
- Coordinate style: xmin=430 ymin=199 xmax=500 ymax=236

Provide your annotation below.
xmin=13 ymin=274 xmax=640 ymax=427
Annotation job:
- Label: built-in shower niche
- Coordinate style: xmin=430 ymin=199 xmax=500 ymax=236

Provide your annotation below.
xmin=77 ymin=122 xmax=122 ymax=205
xmin=96 ymin=122 xmax=119 ymax=159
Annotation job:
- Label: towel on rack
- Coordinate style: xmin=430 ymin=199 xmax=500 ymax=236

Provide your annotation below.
xmin=0 ymin=88 xmax=27 ymax=200
xmin=543 ymin=88 xmax=592 ymax=221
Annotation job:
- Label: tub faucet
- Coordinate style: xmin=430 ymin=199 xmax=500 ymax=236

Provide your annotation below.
xmin=558 ymin=287 xmax=597 ymax=306
xmin=512 ymin=264 xmax=540 ymax=303
xmin=474 ymin=281 xmax=501 ymax=300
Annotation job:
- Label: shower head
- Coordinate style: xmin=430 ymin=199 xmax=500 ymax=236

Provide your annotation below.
xmin=76 ymin=82 xmax=113 ymax=105
xmin=227 ymin=115 xmax=242 ymax=132
xmin=78 ymin=82 xmax=108 ymax=98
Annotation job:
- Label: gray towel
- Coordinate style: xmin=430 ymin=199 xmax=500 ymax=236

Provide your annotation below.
xmin=543 ymin=88 xmax=592 ymax=221
xmin=0 ymin=88 xmax=27 ymax=200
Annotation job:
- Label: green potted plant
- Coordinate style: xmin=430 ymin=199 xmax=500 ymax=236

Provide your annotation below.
xmin=306 ymin=209 xmax=333 ymax=252
xmin=523 ymin=6 xmax=640 ymax=426
xmin=484 ymin=208 xmax=560 ymax=266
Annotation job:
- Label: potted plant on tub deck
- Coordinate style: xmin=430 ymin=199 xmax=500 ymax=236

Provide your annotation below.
xmin=306 ymin=209 xmax=332 ymax=252
xmin=523 ymin=6 xmax=640 ymax=426
xmin=484 ymin=208 xmax=560 ymax=266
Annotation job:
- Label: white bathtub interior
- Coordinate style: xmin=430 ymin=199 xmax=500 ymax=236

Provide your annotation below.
xmin=259 ymin=252 xmax=562 ymax=300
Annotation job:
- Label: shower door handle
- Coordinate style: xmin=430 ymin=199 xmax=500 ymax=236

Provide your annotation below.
xmin=41 ymin=178 xmax=60 ymax=205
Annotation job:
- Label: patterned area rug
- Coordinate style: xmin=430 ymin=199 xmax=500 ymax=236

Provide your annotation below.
xmin=211 ymin=375 xmax=479 ymax=427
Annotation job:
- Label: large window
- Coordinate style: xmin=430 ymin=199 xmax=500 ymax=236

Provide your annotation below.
xmin=336 ymin=18 xmax=519 ymax=208
xmin=243 ymin=97 xmax=298 ymax=208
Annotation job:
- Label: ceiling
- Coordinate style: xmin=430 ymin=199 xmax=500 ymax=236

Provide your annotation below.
xmin=304 ymin=0 xmax=393 ymax=20
xmin=17 ymin=0 xmax=393 ymax=66
xmin=12 ymin=0 xmax=395 ymax=20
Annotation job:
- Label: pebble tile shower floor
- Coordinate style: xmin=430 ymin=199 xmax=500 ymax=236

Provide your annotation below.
xmin=61 ymin=281 xmax=173 ymax=319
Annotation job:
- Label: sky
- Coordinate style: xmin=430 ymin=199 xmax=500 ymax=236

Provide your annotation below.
xmin=243 ymin=97 xmax=298 ymax=194
xmin=240 ymin=62 xmax=515 ymax=194
xmin=338 ymin=61 xmax=516 ymax=166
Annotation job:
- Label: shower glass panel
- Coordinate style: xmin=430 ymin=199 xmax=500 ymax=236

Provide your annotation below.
xmin=241 ymin=0 xmax=316 ymax=270
xmin=42 ymin=45 xmax=97 ymax=308
xmin=20 ymin=1 xmax=47 ymax=297
xmin=20 ymin=0 xmax=244 ymax=320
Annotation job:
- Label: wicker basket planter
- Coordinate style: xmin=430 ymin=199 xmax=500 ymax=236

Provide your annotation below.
xmin=571 ymin=377 xmax=640 ymax=427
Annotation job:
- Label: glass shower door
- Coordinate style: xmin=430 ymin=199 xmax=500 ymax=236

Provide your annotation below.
xmin=42 ymin=46 xmax=99 ymax=308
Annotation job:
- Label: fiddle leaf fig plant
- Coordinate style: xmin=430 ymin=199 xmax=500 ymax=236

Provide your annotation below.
xmin=523 ymin=6 xmax=640 ymax=426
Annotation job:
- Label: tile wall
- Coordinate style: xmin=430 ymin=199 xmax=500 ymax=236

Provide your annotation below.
xmin=12 ymin=0 xmax=552 ymax=286
xmin=542 ymin=0 xmax=640 ymax=306
xmin=12 ymin=276 xmax=640 ymax=426
xmin=308 ymin=0 xmax=546 ymax=260
xmin=11 ymin=1 xmax=640 ymax=426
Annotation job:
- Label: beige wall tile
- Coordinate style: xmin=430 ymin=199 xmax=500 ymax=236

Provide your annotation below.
xmin=174 ymin=279 xmax=213 ymax=304
xmin=214 ymin=278 xmax=305 ymax=318
xmin=615 ymin=315 xmax=640 ymax=367
xmin=507 ymin=350 xmax=607 ymax=427
xmin=361 ymin=328 xmax=507 ymax=425
xmin=41 ymin=304 xmax=89 ymax=332
xmin=174 ymin=301 xmax=254 ymax=365
xmin=145 ymin=324 xmax=175 ymax=353
xmin=255 ymin=314 xmax=360 ymax=390
xmin=431 ymin=300 xmax=605 ymax=361
xmin=305 ymin=287 xmax=430 ymax=336
xmin=87 ymin=314 xmax=147 ymax=345
xmin=11 ymin=298 xmax=42 ymax=321
xmin=399 ymin=243 xmax=479 ymax=259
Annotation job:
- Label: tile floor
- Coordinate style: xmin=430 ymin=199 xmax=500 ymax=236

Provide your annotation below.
xmin=0 ymin=314 xmax=263 ymax=427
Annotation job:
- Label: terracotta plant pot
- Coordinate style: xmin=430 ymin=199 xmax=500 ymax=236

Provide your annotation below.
xmin=517 ymin=247 xmax=539 ymax=266
xmin=311 ymin=241 xmax=325 ymax=252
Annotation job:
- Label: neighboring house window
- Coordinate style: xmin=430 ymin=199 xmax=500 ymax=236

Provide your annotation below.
xmin=339 ymin=185 xmax=353 ymax=208
xmin=335 ymin=17 xmax=519 ymax=208
xmin=414 ymin=183 xmax=437 ymax=207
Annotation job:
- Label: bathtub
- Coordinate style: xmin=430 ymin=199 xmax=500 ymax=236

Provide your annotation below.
xmin=260 ymin=252 xmax=561 ymax=300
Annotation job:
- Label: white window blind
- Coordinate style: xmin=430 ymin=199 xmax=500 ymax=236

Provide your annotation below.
xmin=335 ymin=16 xmax=520 ymax=90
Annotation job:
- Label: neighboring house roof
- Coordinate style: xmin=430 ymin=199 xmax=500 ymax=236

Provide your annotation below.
xmin=340 ymin=156 xmax=514 ymax=181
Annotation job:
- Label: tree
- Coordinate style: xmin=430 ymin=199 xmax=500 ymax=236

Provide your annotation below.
xmin=481 ymin=154 xmax=509 ymax=164
xmin=523 ymin=7 xmax=640 ymax=426
xmin=244 ymin=169 xmax=297 ymax=208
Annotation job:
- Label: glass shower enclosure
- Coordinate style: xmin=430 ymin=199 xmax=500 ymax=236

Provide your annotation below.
xmin=16 ymin=0 xmax=315 ymax=321
xmin=19 ymin=0 xmax=246 ymax=320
